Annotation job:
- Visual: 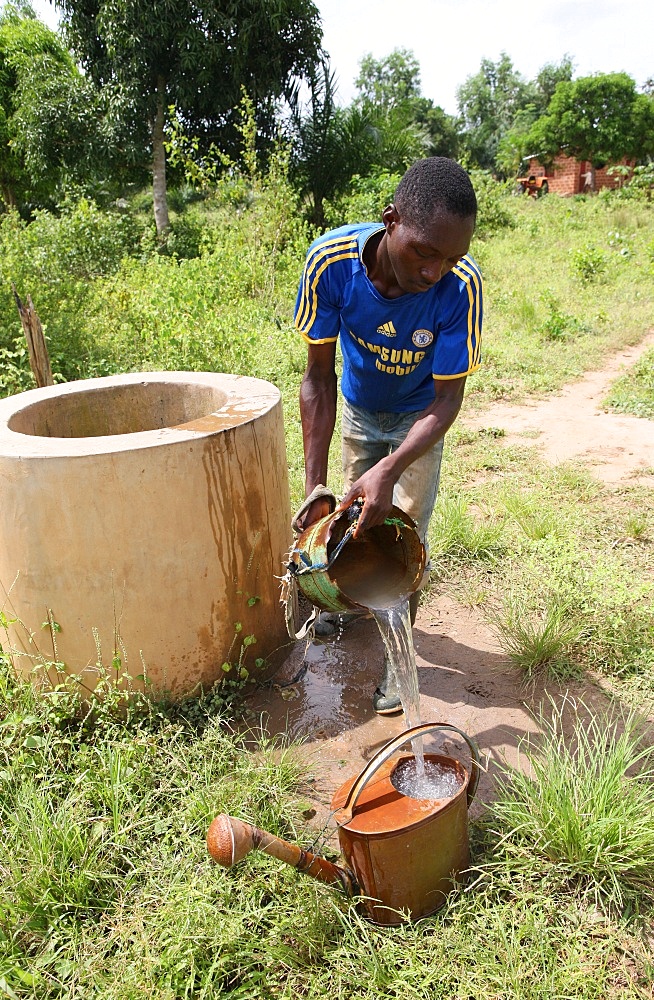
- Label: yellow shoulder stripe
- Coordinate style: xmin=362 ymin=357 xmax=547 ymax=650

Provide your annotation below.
xmin=452 ymin=256 xmax=483 ymax=370
xmin=295 ymin=236 xmax=359 ymax=333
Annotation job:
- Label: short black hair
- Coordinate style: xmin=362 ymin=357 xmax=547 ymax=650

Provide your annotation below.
xmin=394 ymin=157 xmax=477 ymax=229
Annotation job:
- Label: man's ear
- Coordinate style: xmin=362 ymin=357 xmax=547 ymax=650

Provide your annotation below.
xmin=382 ymin=203 xmax=399 ymax=231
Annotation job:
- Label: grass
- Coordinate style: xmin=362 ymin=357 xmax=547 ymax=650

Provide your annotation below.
xmin=604 ymin=346 xmax=654 ymax=419
xmin=468 ymin=193 xmax=654 ymax=404
xmin=483 ymin=593 xmax=585 ymax=679
xmin=434 ymin=430 xmax=654 ymax=697
xmin=428 ymin=493 xmax=505 ymax=563
xmin=1 ymin=653 xmax=653 ymax=998
xmin=485 ymin=700 xmax=654 ymax=911
xmin=501 ymin=487 xmax=560 ymax=540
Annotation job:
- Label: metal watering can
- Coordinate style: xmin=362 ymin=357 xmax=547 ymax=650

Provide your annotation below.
xmin=287 ymin=502 xmax=426 ymax=615
xmin=207 ymin=723 xmax=480 ymax=926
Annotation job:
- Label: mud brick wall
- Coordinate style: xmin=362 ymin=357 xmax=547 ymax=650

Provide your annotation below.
xmin=526 ymin=155 xmax=633 ymax=195
xmin=527 ymin=155 xmax=581 ymax=195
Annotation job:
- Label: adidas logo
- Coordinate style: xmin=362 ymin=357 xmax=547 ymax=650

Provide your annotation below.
xmin=376 ymin=321 xmax=397 ymax=337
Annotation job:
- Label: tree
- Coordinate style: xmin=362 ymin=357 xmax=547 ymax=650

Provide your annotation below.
xmin=290 ymin=57 xmax=428 ymax=227
xmin=354 ymin=48 xmax=459 ymax=160
xmin=55 ymin=0 xmax=323 ymax=235
xmin=533 ymin=55 xmax=574 ymax=111
xmin=456 ymin=53 xmax=535 ymax=171
xmin=527 ymin=72 xmax=654 ymax=189
xmin=495 ymin=106 xmax=540 ymax=178
xmin=410 ymin=98 xmax=459 ymax=159
xmin=495 ymin=57 xmax=575 ymax=177
xmin=354 ymin=48 xmax=421 ymax=110
xmin=0 ymin=2 xmax=102 ymax=209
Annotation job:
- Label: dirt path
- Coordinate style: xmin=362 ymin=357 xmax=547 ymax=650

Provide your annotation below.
xmin=248 ymin=337 xmax=653 ymax=830
xmin=464 ymin=333 xmax=654 ymax=484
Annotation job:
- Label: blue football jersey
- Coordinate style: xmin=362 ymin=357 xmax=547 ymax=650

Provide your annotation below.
xmin=294 ymin=223 xmax=483 ymax=412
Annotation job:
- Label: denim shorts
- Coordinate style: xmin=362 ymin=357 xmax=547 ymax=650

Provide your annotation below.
xmin=341 ymin=399 xmax=444 ymax=548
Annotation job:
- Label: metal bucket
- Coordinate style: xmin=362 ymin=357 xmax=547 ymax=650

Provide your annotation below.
xmin=288 ymin=503 xmax=425 ymax=613
xmin=331 ymin=723 xmax=480 ymax=925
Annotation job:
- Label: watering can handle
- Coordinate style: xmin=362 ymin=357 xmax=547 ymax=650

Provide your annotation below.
xmin=335 ymin=723 xmax=481 ymax=825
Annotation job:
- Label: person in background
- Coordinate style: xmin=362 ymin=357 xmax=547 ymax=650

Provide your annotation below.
xmin=294 ymin=157 xmax=483 ymax=714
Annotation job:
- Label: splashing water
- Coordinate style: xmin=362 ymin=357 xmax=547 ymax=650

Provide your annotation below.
xmin=371 ymin=599 xmax=425 ymax=775
xmin=392 ymin=758 xmax=463 ymax=801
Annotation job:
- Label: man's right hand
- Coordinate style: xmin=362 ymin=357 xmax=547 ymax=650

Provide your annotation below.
xmin=292 ymin=484 xmax=338 ymax=534
xmin=295 ymin=495 xmax=333 ymax=533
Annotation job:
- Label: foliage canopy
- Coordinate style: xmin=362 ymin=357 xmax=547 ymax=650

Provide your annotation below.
xmin=528 ymin=72 xmax=654 ymax=171
xmin=0 ymin=3 xmax=103 ymax=209
xmin=456 ymin=53 xmax=534 ymax=171
xmin=55 ymin=0 xmax=323 ymax=231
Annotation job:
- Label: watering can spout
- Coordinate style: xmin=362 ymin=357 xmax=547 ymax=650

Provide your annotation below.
xmin=207 ymin=814 xmax=356 ymax=896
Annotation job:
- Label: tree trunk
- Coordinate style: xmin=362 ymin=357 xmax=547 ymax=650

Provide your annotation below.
xmin=12 ymin=285 xmax=54 ymax=388
xmin=1 ymin=182 xmax=16 ymax=210
xmin=152 ymin=76 xmax=170 ymax=237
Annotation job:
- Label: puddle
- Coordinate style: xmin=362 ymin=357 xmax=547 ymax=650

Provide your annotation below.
xmin=252 ymin=621 xmax=384 ymax=739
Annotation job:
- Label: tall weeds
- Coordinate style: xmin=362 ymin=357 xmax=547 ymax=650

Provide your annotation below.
xmin=485 ymin=701 xmax=654 ymax=910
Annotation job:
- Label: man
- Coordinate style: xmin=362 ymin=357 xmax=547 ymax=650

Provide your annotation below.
xmin=294 ymin=157 xmax=482 ymax=714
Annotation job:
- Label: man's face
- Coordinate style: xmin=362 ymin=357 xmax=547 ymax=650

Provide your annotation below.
xmin=383 ymin=204 xmax=475 ymax=295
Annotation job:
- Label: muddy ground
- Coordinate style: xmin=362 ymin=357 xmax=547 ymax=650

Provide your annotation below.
xmin=247 ymin=335 xmax=653 ymax=828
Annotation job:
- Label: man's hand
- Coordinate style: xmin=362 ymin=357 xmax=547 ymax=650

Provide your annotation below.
xmin=295 ymin=495 xmax=333 ymax=533
xmin=336 ymin=460 xmax=396 ymax=537
xmin=292 ymin=484 xmax=337 ymax=534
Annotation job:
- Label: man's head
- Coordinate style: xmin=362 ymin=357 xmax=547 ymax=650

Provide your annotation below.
xmin=393 ymin=157 xmax=477 ymax=229
xmin=381 ymin=157 xmax=477 ymax=295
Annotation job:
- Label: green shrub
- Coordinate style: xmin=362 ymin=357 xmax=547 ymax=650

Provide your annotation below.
xmin=140 ymin=209 xmax=208 ymax=260
xmin=570 ymin=243 xmax=607 ymax=284
xmin=0 ymin=163 xmax=310 ymax=391
xmin=468 ymin=169 xmax=515 ymax=239
xmin=0 ymin=201 xmax=146 ymax=382
xmin=538 ymin=291 xmax=583 ymax=341
xmin=0 ymin=332 xmax=34 ymax=395
xmin=1 ymin=200 xmax=144 ymax=284
xmin=605 ymin=162 xmax=654 ymax=201
xmin=323 ymin=171 xmax=400 ymax=228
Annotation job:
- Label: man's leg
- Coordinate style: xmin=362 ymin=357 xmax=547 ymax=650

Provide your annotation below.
xmin=341 ymin=401 xmax=389 ymax=487
xmin=341 ymin=403 xmax=445 ymax=713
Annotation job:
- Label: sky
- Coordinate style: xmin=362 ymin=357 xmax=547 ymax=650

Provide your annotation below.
xmin=29 ymin=0 xmax=653 ymax=115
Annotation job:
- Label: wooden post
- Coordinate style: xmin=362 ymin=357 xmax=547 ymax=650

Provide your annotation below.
xmin=11 ymin=285 xmax=54 ymax=388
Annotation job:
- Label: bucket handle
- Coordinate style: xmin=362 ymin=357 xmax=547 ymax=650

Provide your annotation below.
xmin=334 ymin=723 xmax=481 ymax=825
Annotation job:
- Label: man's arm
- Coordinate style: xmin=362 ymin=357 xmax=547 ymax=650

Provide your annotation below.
xmin=298 ymin=341 xmax=338 ymax=528
xmin=338 ymin=375 xmax=467 ymax=535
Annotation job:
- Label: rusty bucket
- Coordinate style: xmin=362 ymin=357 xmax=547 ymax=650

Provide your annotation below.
xmin=331 ymin=723 xmax=480 ymax=925
xmin=288 ymin=503 xmax=425 ymax=613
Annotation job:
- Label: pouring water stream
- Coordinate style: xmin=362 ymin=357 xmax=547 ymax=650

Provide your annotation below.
xmin=298 ymin=501 xmax=463 ymax=801
xmin=369 ymin=599 xmax=463 ymax=800
xmin=370 ymin=600 xmax=426 ymax=776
